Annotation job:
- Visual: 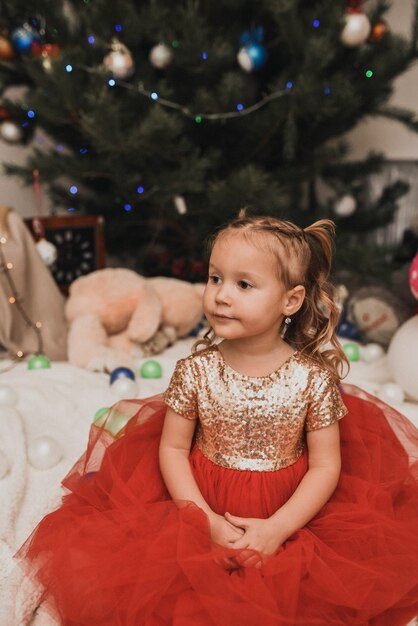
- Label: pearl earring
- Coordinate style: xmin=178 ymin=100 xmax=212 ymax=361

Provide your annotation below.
xmin=281 ymin=316 xmax=292 ymax=338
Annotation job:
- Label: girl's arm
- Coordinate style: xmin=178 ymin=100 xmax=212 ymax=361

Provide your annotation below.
xmin=159 ymin=407 xmax=244 ymax=546
xmin=226 ymin=421 xmax=341 ymax=556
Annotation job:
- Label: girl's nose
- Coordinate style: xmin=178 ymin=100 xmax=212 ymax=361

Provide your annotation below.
xmin=215 ymin=283 xmax=231 ymax=304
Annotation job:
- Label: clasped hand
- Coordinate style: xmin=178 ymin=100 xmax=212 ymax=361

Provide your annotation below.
xmin=210 ymin=511 xmax=285 ymax=569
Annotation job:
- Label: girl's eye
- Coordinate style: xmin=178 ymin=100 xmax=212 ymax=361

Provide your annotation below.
xmin=238 ymin=280 xmax=252 ymax=290
xmin=209 ymin=275 xmax=221 ymax=284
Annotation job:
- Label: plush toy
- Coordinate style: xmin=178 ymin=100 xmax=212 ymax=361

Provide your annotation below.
xmin=65 ymin=268 xmax=205 ymax=372
xmin=346 ymin=286 xmax=412 ymax=346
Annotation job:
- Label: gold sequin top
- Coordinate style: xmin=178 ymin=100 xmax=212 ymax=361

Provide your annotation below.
xmin=163 ymin=345 xmax=347 ymax=472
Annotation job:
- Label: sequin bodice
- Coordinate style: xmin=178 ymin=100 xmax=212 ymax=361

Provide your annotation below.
xmin=163 ymin=345 xmax=347 ymax=472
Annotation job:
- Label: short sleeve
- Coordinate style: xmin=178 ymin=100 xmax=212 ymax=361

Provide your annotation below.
xmin=305 ymin=371 xmax=348 ymax=431
xmin=162 ymin=358 xmax=198 ymax=420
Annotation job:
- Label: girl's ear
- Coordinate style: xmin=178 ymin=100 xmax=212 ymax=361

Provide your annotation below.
xmin=284 ymin=285 xmax=305 ymax=316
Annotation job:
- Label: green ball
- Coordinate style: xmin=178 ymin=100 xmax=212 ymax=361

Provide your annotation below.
xmin=343 ymin=342 xmax=360 ymax=362
xmin=139 ymin=359 xmax=163 ymax=379
xmin=93 ymin=407 xmax=110 ymax=422
xmin=28 ymin=354 xmax=51 ymax=370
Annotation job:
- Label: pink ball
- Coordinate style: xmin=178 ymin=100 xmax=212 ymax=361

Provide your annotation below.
xmin=409 ymin=253 xmax=418 ymax=300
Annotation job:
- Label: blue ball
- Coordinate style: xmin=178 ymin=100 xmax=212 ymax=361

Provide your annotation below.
xmin=337 ymin=320 xmax=362 ymax=341
xmin=238 ymin=42 xmax=267 ymax=72
xmin=11 ymin=27 xmax=35 ymax=55
xmin=109 ymin=367 xmax=136 ymax=385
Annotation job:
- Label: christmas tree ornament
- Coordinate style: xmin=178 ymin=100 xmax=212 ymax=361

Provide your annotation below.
xmin=337 ymin=319 xmax=362 ymax=341
xmin=140 ymin=359 xmax=163 ymax=379
xmin=369 ymin=19 xmax=389 ymax=42
xmin=28 ymin=354 xmax=51 ymax=369
xmin=95 ymin=408 xmax=131 ymax=436
xmin=110 ymin=366 xmax=136 ymax=384
xmin=409 ymin=253 xmax=418 ymax=300
xmin=334 ymin=194 xmax=357 ymax=217
xmin=343 ymin=342 xmax=360 ymax=362
xmin=237 ymin=42 xmax=267 ymax=72
xmin=340 ymin=2 xmax=371 ymax=48
xmin=93 ymin=407 xmax=110 ymax=422
xmin=360 ymin=342 xmax=385 ymax=363
xmin=149 ymin=43 xmax=173 ymax=69
xmin=377 ymin=382 xmax=405 ymax=406
xmin=0 ymin=35 xmax=15 ymax=60
xmin=0 ymin=450 xmax=10 ymax=480
xmin=11 ymin=26 xmax=37 ymax=55
xmin=0 ymin=120 xmax=23 ymax=143
xmin=103 ymin=39 xmax=135 ymax=79
xmin=237 ymin=27 xmax=267 ymax=72
xmin=28 ymin=436 xmax=63 ymax=470
xmin=387 ymin=316 xmax=418 ymax=400
xmin=35 ymin=237 xmax=58 ymax=266
xmin=111 ymin=376 xmax=138 ymax=398
xmin=0 ymin=385 xmax=18 ymax=406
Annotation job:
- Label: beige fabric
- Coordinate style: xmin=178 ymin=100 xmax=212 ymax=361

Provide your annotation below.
xmin=0 ymin=207 xmax=67 ymax=360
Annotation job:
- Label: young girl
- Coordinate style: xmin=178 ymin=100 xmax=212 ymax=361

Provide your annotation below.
xmin=19 ymin=212 xmax=418 ymax=626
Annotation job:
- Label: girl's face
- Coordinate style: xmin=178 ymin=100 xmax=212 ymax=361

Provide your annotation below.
xmin=203 ymin=233 xmax=299 ymax=344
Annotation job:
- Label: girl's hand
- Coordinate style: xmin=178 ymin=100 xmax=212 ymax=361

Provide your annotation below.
xmin=209 ymin=513 xmax=245 ymax=548
xmin=224 ymin=512 xmax=286 ymax=567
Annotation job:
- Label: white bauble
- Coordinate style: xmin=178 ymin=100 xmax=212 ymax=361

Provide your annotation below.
xmin=0 ymin=450 xmax=10 ymax=479
xmin=237 ymin=47 xmax=253 ymax=73
xmin=104 ymin=40 xmax=134 ymax=79
xmin=28 ymin=436 xmax=63 ymax=470
xmin=110 ymin=376 xmax=138 ymax=399
xmin=0 ymin=120 xmax=23 ymax=143
xmin=341 ymin=13 xmax=371 ymax=47
xmin=149 ymin=43 xmax=173 ymax=69
xmin=334 ymin=194 xmax=357 ymax=218
xmin=377 ymin=382 xmax=405 ymax=406
xmin=360 ymin=343 xmax=385 ymax=363
xmin=387 ymin=316 xmax=418 ymax=401
xmin=0 ymin=385 xmax=18 ymax=406
xmin=36 ymin=237 xmax=58 ymax=266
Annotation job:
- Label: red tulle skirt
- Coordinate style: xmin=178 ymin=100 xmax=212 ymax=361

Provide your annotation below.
xmin=17 ymin=384 xmax=418 ymax=626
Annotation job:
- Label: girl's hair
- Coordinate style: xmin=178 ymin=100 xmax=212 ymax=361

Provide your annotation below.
xmin=194 ymin=209 xmax=349 ymax=382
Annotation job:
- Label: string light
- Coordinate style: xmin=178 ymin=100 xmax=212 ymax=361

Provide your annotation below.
xmin=74 ymin=61 xmax=291 ymax=121
xmin=365 ymin=69 xmax=373 ymax=78
xmin=0 ymin=238 xmax=44 ymax=360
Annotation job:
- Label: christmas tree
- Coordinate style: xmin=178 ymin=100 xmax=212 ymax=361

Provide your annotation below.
xmin=0 ymin=0 xmax=417 ymax=280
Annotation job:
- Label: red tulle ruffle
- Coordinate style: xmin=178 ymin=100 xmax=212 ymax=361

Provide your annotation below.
xmin=17 ymin=385 xmax=418 ymax=626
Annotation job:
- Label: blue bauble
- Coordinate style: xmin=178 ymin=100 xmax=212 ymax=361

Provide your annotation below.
xmin=337 ymin=320 xmax=362 ymax=341
xmin=109 ymin=366 xmax=136 ymax=385
xmin=237 ymin=42 xmax=267 ymax=72
xmin=11 ymin=27 xmax=35 ymax=55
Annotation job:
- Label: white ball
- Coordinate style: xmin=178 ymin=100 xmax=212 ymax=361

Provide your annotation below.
xmin=377 ymin=382 xmax=405 ymax=406
xmin=360 ymin=343 xmax=385 ymax=363
xmin=334 ymin=194 xmax=357 ymax=218
xmin=149 ymin=43 xmax=173 ymax=69
xmin=341 ymin=13 xmax=371 ymax=47
xmin=36 ymin=237 xmax=58 ymax=266
xmin=104 ymin=42 xmax=134 ymax=79
xmin=110 ymin=377 xmax=138 ymax=399
xmin=0 ymin=450 xmax=10 ymax=479
xmin=387 ymin=316 xmax=418 ymax=401
xmin=0 ymin=120 xmax=24 ymax=143
xmin=0 ymin=386 xmax=18 ymax=406
xmin=28 ymin=436 xmax=63 ymax=470
xmin=237 ymin=47 xmax=253 ymax=73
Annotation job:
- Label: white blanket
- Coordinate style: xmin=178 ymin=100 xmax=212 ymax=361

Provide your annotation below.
xmin=0 ymin=340 xmax=417 ymax=625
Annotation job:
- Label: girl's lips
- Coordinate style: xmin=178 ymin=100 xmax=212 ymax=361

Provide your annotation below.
xmin=213 ymin=313 xmax=235 ymax=320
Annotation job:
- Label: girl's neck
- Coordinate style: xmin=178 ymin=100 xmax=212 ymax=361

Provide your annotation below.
xmin=218 ymin=338 xmax=295 ymax=378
